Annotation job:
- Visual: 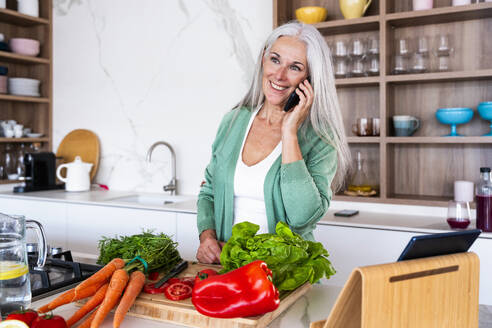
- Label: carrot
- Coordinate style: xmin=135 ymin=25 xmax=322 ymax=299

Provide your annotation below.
xmin=113 ymin=271 xmax=146 ymax=328
xmin=91 ymin=269 xmax=129 ymax=328
xmin=38 ymin=281 xmax=105 ymax=313
xmin=77 ymin=308 xmax=99 ymax=328
xmin=76 ymin=258 xmax=125 ymax=295
xmin=66 ymin=283 xmax=109 ymax=327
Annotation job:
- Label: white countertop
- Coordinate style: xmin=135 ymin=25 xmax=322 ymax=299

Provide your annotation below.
xmin=1 ymin=189 xmax=491 ymax=239
xmin=30 ymin=284 xmax=492 ymax=328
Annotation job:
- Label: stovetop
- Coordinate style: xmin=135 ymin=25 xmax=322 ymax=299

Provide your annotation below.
xmin=28 ymin=251 xmax=101 ymax=301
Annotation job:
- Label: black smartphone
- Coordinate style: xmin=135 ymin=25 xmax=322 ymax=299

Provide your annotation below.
xmin=334 ymin=209 xmax=359 ymax=217
xmin=283 ymin=77 xmax=310 ymax=112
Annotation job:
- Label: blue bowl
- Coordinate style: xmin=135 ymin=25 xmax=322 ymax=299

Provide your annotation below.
xmin=478 ymin=102 xmax=492 ymax=136
xmin=435 ymin=107 xmax=473 ymax=137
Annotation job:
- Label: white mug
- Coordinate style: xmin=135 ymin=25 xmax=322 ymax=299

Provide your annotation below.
xmin=4 ymin=127 xmax=14 ymax=138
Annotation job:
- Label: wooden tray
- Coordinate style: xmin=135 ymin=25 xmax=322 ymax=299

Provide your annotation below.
xmin=124 ymin=262 xmax=311 ymax=328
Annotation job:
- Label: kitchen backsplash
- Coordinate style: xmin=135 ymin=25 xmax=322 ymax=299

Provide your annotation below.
xmin=53 ymin=0 xmax=272 ymax=194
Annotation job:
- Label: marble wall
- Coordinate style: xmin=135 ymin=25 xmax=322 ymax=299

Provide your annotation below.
xmin=53 ymin=0 xmax=272 ymax=194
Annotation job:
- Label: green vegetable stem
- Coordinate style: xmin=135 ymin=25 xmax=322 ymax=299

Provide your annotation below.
xmin=220 ymin=222 xmax=336 ymax=292
xmin=97 ymin=230 xmax=181 ymax=274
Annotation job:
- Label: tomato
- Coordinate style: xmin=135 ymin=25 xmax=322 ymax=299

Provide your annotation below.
xmin=180 ymin=277 xmax=195 ymax=287
xmin=194 ymin=269 xmax=218 ymax=284
xmin=164 ymin=282 xmax=192 ymax=301
xmin=6 ymin=309 xmax=38 ymax=325
xmin=31 ymin=314 xmax=67 ymax=328
xmin=143 ymin=282 xmax=169 ymax=294
xmin=148 ymin=271 xmax=159 ymax=281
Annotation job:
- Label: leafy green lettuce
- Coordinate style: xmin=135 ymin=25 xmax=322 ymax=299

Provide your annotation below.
xmin=220 ymin=221 xmax=336 ymax=291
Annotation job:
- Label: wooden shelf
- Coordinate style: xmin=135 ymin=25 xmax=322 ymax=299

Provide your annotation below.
xmin=0 ymin=51 xmax=50 ymax=65
xmin=386 ymin=194 xmax=451 ymax=207
xmin=0 ymin=8 xmax=49 ymax=26
xmin=0 ymin=138 xmax=48 ymax=143
xmin=336 ymin=76 xmax=380 ymax=87
xmin=313 ymin=15 xmax=379 ymax=35
xmin=386 ymin=69 xmax=492 ymax=84
xmin=333 ymin=195 xmax=381 ymax=203
xmin=387 ymin=2 xmax=492 ymax=27
xmin=347 ymin=137 xmax=381 ymax=143
xmin=0 ymin=179 xmax=20 ymax=185
xmin=0 ymin=94 xmax=49 ymax=103
xmin=386 ymin=137 xmax=492 ymax=144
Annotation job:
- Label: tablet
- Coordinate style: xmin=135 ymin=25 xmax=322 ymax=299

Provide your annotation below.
xmin=397 ymin=229 xmax=481 ymax=261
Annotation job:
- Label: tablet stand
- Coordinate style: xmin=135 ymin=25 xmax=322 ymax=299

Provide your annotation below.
xmin=310 ymin=252 xmax=479 ymax=328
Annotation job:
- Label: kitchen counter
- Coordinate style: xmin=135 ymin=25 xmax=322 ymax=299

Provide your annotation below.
xmin=31 ymin=284 xmax=492 ymax=327
xmin=1 ymin=189 xmax=491 ymax=239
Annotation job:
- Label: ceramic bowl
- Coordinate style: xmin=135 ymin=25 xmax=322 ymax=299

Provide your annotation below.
xmin=435 ymin=107 xmax=474 ymax=136
xmin=478 ymin=102 xmax=492 ymax=136
xmin=9 ymin=38 xmax=40 ymax=57
xmin=295 ymin=6 xmax=328 ymax=24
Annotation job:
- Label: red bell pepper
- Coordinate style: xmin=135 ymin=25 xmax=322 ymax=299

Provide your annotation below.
xmin=191 ymin=260 xmax=280 ymax=318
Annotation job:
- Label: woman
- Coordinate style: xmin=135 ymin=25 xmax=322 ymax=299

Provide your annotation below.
xmin=196 ymin=22 xmax=350 ymax=264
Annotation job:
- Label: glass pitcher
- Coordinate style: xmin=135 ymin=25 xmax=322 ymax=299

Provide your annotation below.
xmin=0 ymin=213 xmax=47 ymax=318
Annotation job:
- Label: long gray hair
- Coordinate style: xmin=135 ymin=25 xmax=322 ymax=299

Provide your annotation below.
xmin=236 ymin=21 xmax=351 ymax=191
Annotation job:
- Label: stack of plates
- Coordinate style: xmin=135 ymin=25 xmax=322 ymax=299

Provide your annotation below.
xmin=8 ymin=77 xmax=40 ymax=97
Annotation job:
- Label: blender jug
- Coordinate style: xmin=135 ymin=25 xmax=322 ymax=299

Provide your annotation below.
xmin=0 ymin=213 xmax=47 ymax=318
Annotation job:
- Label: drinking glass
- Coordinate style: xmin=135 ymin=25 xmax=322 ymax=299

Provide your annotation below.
xmin=396 ymin=38 xmax=412 ymax=57
xmin=335 ymin=58 xmax=348 ymax=78
xmin=447 ymin=200 xmax=471 ymax=229
xmin=349 ymin=38 xmax=365 ymax=59
xmin=334 ymin=40 xmax=348 ymax=58
xmin=392 ymin=55 xmax=408 ymax=74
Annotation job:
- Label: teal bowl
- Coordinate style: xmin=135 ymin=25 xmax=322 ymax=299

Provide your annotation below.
xmin=478 ymin=102 xmax=492 ymax=136
xmin=435 ymin=107 xmax=474 ymax=137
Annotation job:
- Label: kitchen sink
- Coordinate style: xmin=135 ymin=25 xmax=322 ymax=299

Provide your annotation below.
xmin=107 ymin=194 xmax=194 ymax=206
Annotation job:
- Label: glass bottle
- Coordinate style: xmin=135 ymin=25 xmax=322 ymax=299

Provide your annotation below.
xmin=16 ymin=143 xmax=26 ymax=178
xmin=476 ymin=167 xmax=492 ymax=232
xmin=4 ymin=143 xmax=18 ymax=180
xmin=348 ymin=152 xmax=372 ymax=193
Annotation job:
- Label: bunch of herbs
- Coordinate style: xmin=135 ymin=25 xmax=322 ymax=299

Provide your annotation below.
xmin=220 ymin=222 xmax=335 ymax=291
xmin=97 ymin=230 xmax=181 ymax=273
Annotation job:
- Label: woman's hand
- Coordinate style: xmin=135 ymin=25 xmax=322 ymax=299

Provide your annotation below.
xmin=281 ymin=79 xmax=314 ymax=137
xmin=196 ymin=229 xmax=223 ymax=264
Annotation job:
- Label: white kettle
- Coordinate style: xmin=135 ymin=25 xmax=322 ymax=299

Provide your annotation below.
xmin=56 ymin=156 xmax=93 ymax=192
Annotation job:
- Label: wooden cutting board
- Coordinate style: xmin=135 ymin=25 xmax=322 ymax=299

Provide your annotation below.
xmin=56 ymin=129 xmax=100 ymax=181
xmin=126 ymin=262 xmax=311 ymax=328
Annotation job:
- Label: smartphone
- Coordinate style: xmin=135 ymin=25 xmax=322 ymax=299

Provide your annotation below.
xmin=283 ymin=77 xmax=310 ymax=112
xmin=334 ymin=209 xmax=359 ymax=217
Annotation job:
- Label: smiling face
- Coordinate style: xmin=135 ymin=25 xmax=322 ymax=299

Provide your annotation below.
xmin=262 ymin=36 xmax=309 ymax=109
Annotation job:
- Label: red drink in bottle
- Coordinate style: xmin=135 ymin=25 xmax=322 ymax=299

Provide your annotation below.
xmin=476 ymin=168 xmax=492 ymax=232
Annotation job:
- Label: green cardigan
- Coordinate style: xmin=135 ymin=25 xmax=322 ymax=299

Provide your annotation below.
xmin=197 ymin=107 xmax=337 ymax=241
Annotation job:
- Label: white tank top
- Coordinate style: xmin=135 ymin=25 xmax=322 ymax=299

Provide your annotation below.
xmin=233 ymin=108 xmax=282 ymax=234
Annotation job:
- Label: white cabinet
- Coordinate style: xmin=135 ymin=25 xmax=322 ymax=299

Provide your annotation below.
xmin=314 ymin=224 xmax=419 ymax=287
xmin=176 ymin=213 xmax=199 ymax=261
xmin=0 ymin=198 xmax=68 ymax=249
xmin=66 ymin=204 xmax=177 ymax=256
xmin=314 ymin=224 xmax=492 ymax=305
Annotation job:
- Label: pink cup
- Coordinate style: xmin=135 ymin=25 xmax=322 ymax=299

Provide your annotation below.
xmin=413 ymin=0 xmax=433 ymax=10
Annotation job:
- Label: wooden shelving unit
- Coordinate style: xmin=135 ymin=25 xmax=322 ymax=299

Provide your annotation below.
xmin=274 ymin=0 xmax=492 ymax=206
xmin=0 ymin=0 xmax=52 ymax=182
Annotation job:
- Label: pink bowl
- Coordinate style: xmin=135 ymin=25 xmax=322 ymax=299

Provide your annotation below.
xmin=9 ymin=38 xmax=40 ymax=57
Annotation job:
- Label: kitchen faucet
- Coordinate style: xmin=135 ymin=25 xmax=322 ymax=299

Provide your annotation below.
xmin=146 ymin=141 xmax=177 ymax=195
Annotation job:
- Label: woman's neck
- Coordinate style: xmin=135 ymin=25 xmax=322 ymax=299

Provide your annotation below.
xmin=258 ymin=102 xmax=285 ymax=127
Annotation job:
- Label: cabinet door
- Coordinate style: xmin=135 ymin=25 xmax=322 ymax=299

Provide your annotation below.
xmin=314 ymin=224 xmax=419 ymax=287
xmin=176 ymin=213 xmax=199 ymax=261
xmin=66 ymin=204 xmax=177 ymax=257
xmin=470 ymin=238 xmax=492 ymax=306
xmin=0 ymin=198 xmax=68 ymax=249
